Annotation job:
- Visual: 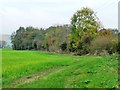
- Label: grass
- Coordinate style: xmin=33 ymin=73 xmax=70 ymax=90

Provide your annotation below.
xmin=2 ymin=49 xmax=118 ymax=88
xmin=0 ymin=49 xmax=2 ymax=89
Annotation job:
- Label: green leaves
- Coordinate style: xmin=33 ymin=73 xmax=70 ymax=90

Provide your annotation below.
xmin=70 ymin=7 xmax=101 ymax=54
xmin=11 ymin=27 xmax=45 ymax=50
xmin=44 ymin=25 xmax=70 ymax=52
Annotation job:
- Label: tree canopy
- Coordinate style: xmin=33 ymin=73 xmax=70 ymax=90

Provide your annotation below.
xmin=11 ymin=7 xmax=119 ymax=55
xmin=69 ymin=7 xmax=101 ymax=54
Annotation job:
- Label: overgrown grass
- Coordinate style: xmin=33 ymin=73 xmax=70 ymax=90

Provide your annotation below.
xmin=2 ymin=49 xmax=118 ymax=88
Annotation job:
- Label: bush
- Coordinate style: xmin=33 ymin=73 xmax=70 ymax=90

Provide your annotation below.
xmin=90 ymin=35 xmax=117 ymax=55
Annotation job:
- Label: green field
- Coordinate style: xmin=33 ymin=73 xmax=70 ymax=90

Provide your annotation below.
xmin=2 ymin=49 xmax=118 ymax=88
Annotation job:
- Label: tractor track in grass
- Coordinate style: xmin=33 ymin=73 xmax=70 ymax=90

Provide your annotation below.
xmin=9 ymin=59 xmax=81 ymax=88
xmin=10 ymin=65 xmax=70 ymax=88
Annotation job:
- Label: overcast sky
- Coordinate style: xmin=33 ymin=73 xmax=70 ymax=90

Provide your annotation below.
xmin=0 ymin=0 xmax=119 ymax=35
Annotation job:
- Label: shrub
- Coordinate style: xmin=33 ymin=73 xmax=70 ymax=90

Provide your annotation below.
xmin=90 ymin=34 xmax=117 ymax=55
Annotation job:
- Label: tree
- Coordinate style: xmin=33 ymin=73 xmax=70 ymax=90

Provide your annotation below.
xmin=11 ymin=32 xmax=16 ymax=49
xmin=0 ymin=41 xmax=7 ymax=48
xmin=11 ymin=27 xmax=25 ymax=50
xmin=69 ymin=7 xmax=101 ymax=55
xmin=11 ymin=26 xmax=45 ymax=50
xmin=32 ymin=29 xmax=45 ymax=50
xmin=44 ymin=25 xmax=70 ymax=53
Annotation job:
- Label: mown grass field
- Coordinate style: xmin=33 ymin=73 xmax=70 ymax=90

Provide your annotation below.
xmin=2 ymin=49 xmax=118 ymax=88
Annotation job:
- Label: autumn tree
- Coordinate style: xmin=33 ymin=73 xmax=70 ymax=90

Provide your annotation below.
xmin=69 ymin=7 xmax=101 ymax=55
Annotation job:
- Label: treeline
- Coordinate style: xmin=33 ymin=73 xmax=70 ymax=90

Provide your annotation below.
xmin=11 ymin=25 xmax=70 ymax=53
xmin=11 ymin=7 xmax=119 ymax=55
